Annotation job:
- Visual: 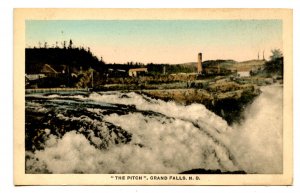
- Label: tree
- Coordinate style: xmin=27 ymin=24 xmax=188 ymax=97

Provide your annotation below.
xmin=265 ymin=49 xmax=283 ymax=75
xmin=68 ymin=39 xmax=73 ymax=49
xmin=270 ymin=49 xmax=283 ymax=61
xmin=62 ymin=41 xmax=66 ymax=49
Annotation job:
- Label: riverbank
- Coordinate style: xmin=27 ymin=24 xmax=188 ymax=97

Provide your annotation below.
xmin=25 ymin=85 xmax=283 ymax=174
xmin=138 ymin=75 xmax=282 ymax=124
xmin=25 ymin=87 xmax=89 ymax=94
xmin=140 ymin=77 xmax=262 ymax=124
xmin=26 ymin=75 xmax=282 ymax=124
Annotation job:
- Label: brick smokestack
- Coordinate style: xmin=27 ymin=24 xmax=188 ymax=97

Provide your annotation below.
xmin=197 ymin=53 xmax=202 ymax=74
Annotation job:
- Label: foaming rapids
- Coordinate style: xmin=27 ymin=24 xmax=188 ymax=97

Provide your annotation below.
xmin=25 ymin=86 xmax=282 ymax=174
xmin=229 ymin=86 xmax=283 ymax=174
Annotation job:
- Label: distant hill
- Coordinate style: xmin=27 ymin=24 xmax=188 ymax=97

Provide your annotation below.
xmin=172 ymin=59 xmax=266 ymax=77
xmin=25 ymin=47 xmax=105 ymax=74
xmin=176 ymin=60 xmax=237 ymax=68
xmin=25 ymin=47 xmax=266 ymax=76
xmin=173 ymin=60 xmax=237 ymax=73
xmin=176 ymin=59 xmax=266 ymax=72
xmin=202 ymin=60 xmax=237 ymax=68
xmin=176 ymin=62 xmax=197 ymax=66
xmin=227 ymin=59 xmax=266 ymax=71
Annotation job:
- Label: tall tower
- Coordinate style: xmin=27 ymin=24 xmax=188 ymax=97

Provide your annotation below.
xmin=197 ymin=53 xmax=202 ymax=74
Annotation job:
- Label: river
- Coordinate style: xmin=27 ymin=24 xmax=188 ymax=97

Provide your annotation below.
xmin=25 ymin=86 xmax=283 ymax=174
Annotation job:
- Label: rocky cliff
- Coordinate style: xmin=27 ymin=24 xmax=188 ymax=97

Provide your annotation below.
xmin=141 ymin=79 xmax=261 ymax=124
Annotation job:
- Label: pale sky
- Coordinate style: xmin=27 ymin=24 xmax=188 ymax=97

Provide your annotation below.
xmin=26 ymin=20 xmax=282 ymax=64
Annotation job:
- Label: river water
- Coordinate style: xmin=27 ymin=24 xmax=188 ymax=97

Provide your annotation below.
xmin=25 ymin=86 xmax=283 ymax=174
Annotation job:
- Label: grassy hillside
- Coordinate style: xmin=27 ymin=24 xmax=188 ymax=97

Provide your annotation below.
xmin=228 ymin=60 xmax=266 ymax=71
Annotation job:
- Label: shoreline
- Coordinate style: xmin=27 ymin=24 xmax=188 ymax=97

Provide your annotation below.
xmin=25 ymin=76 xmax=282 ymax=125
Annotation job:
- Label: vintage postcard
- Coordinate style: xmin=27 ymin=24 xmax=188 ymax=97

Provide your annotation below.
xmin=14 ymin=8 xmax=293 ymax=185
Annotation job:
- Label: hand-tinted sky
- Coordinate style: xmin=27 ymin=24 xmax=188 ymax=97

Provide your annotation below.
xmin=26 ymin=20 xmax=282 ymax=64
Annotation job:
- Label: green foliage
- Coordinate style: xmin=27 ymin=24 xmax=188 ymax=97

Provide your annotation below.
xmin=264 ymin=49 xmax=283 ymax=75
xmin=26 ymin=47 xmax=105 ymax=74
xmin=270 ymin=49 xmax=283 ymax=61
xmin=264 ymin=57 xmax=283 ymax=75
xmin=202 ymin=60 xmax=236 ymax=68
xmin=147 ymin=63 xmax=196 ymax=75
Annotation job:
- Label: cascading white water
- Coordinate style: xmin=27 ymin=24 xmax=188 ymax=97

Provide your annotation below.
xmin=228 ymin=86 xmax=283 ymax=174
xmin=25 ymin=86 xmax=283 ymax=174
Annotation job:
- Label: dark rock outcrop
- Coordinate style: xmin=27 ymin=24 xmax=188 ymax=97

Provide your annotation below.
xmin=141 ymin=80 xmax=261 ymax=124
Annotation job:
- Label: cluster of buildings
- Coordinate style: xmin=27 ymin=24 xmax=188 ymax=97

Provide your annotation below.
xmin=26 ymin=52 xmax=264 ymax=89
xmin=26 ymin=64 xmax=58 ymax=87
xmin=25 ymin=64 xmax=77 ymax=88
